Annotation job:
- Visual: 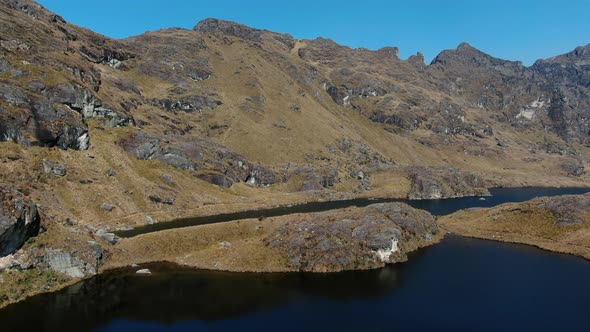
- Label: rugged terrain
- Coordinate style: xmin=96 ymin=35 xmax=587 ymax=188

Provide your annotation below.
xmin=108 ymin=202 xmax=441 ymax=273
xmin=440 ymin=194 xmax=590 ymax=259
xmin=1 ymin=0 xmax=590 ymax=307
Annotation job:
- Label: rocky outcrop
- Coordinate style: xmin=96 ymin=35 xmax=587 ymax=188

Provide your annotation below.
xmin=149 ymin=95 xmax=222 ymax=113
xmin=561 ymin=160 xmax=585 ymax=176
xmin=42 ymin=159 xmax=67 ymax=177
xmin=264 ymin=203 xmax=439 ymax=272
xmin=47 ymin=84 xmax=130 ymax=127
xmin=543 ymin=194 xmax=590 ymax=225
xmin=119 ymin=132 xmax=280 ymax=187
xmin=44 ymin=249 xmax=87 ymax=278
xmin=245 ymin=166 xmax=278 ymax=187
xmin=79 ymin=46 xmax=135 ymax=68
xmin=0 ymin=82 xmax=91 ymax=150
xmin=323 ymin=76 xmax=389 ymax=106
xmin=288 ymin=166 xmax=338 ymax=191
xmin=194 ymin=18 xmax=265 ymax=42
xmin=195 ymin=172 xmax=233 ymax=188
xmin=408 ymin=167 xmax=490 ymax=200
xmin=0 ymin=186 xmax=41 ymax=257
xmin=194 ymin=18 xmax=295 ymax=48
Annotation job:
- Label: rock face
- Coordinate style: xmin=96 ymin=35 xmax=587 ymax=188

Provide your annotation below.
xmin=149 ymin=95 xmax=222 ymax=113
xmin=194 ymin=18 xmax=295 ymax=48
xmin=119 ymin=132 xmax=280 ymax=187
xmin=264 ymin=203 xmax=439 ymax=272
xmin=0 ymin=186 xmax=41 ymax=257
xmin=0 ymin=83 xmax=91 ymax=150
xmin=44 ymin=249 xmax=96 ymax=278
xmin=47 ymin=83 xmax=130 ymax=127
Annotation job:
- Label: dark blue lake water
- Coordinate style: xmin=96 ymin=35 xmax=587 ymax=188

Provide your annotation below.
xmin=1 ymin=235 xmax=590 ymax=332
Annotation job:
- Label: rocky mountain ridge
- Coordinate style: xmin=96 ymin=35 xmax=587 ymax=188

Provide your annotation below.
xmin=0 ymin=0 xmax=590 ymax=308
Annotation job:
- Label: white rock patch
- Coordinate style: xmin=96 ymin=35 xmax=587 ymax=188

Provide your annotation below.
xmin=517 ymin=98 xmax=546 ymax=121
xmin=531 ymin=99 xmax=546 ymax=108
xmin=77 ymin=132 xmax=89 ymax=150
xmin=517 ymin=109 xmax=536 ymax=120
xmin=342 ymin=95 xmax=351 ymax=105
xmin=375 ymin=239 xmax=399 ymax=263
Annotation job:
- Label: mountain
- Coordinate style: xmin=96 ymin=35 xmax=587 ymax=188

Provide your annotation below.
xmin=0 ymin=0 xmax=589 ymax=305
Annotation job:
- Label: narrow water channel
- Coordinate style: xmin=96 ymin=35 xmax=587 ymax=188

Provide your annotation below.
xmin=117 ymin=187 xmax=590 ymax=237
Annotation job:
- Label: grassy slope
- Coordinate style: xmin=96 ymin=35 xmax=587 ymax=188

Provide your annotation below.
xmin=439 ymin=200 xmax=590 ymax=259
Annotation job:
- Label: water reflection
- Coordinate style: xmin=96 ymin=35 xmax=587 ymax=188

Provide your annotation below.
xmin=0 ymin=260 xmax=406 ymax=331
xmin=2 ymin=236 xmax=590 ymax=332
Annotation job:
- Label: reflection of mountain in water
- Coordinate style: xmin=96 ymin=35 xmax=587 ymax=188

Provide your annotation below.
xmin=0 ymin=262 xmax=404 ymax=331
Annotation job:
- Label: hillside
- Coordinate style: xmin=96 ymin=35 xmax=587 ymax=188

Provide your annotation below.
xmin=0 ymin=0 xmax=590 ymax=306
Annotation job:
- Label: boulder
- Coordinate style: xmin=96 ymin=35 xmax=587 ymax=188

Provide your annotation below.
xmin=44 ymin=249 xmax=85 ymax=278
xmin=42 ymin=159 xmax=67 ymax=177
xmin=100 ymin=203 xmax=115 ymax=212
xmin=160 ymin=173 xmax=177 ymax=187
xmin=96 ymin=229 xmax=118 ymax=244
xmin=146 ymin=215 xmax=157 ymax=225
xmin=0 ymin=186 xmax=41 ymax=257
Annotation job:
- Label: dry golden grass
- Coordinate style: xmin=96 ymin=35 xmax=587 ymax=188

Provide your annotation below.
xmin=439 ymin=201 xmax=590 ymax=260
xmin=109 ymin=216 xmax=293 ymax=272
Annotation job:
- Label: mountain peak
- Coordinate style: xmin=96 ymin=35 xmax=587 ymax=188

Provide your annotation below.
xmin=193 ymin=18 xmax=295 ymax=48
xmin=457 ymin=42 xmax=474 ymax=50
xmin=193 ymin=18 xmax=264 ymax=41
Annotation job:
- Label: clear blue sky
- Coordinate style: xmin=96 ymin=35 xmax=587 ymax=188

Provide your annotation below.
xmin=37 ymin=0 xmax=590 ymax=66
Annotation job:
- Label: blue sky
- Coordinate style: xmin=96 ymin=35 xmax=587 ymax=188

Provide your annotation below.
xmin=37 ymin=0 xmax=590 ymax=66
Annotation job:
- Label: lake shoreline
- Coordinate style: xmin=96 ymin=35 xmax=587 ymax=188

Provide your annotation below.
xmin=2 ymin=187 xmax=590 ymax=310
xmin=2 ymin=228 xmax=590 ymax=311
